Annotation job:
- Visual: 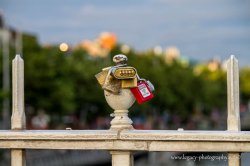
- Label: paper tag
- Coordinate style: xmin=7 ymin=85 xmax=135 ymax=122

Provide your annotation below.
xmin=138 ymin=84 xmax=150 ymax=98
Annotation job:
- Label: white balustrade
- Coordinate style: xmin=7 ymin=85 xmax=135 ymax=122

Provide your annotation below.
xmin=0 ymin=55 xmax=248 ymax=166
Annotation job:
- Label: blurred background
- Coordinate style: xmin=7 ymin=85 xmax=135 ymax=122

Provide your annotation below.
xmin=0 ymin=0 xmax=250 ymax=165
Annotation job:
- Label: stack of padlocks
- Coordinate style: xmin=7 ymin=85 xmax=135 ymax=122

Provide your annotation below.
xmin=95 ymin=54 xmax=154 ymax=104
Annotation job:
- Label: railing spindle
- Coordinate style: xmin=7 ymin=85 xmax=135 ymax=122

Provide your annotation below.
xmin=11 ymin=55 xmax=26 ymax=166
xmin=227 ymin=55 xmax=241 ymax=166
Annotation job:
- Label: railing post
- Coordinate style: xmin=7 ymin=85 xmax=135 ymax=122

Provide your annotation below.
xmin=97 ymin=54 xmax=136 ymax=166
xmin=111 ymin=151 xmax=134 ymax=166
xmin=106 ymin=89 xmax=134 ymax=166
xmin=227 ymin=55 xmax=241 ymax=166
xmin=11 ymin=55 xmax=26 ymax=166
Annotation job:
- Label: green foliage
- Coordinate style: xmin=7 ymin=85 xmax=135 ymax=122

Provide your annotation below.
xmin=1 ymin=33 xmax=250 ymax=122
xmin=22 ymin=39 xmax=113 ymax=121
xmin=240 ymin=67 xmax=250 ymax=101
xmin=199 ymin=69 xmax=227 ymax=111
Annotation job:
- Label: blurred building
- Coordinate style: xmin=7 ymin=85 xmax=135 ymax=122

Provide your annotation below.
xmin=164 ymin=46 xmax=180 ymax=64
xmin=76 ymin=32 xmax=117 ymax=58
xmin=0 ymin=12 xmax=23 ymax=129
xmin=207 ymin=58 xmax=221 ymax=72
xmin=0 ymin=13 xmax=22 ymax=55
xmin=193 ymin=57 xmax=223 ymax=77
xmin=0 ymin=13 xmax=3 ymax=28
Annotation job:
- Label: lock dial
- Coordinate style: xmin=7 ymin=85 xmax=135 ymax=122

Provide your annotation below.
xmin=112 ymin=67 xmax=137 ymax=79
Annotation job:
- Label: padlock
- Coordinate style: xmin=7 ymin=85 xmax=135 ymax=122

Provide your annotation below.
xmin=130 ymin=80 xmax=154 ymax=104
xmin=112 ymin=67 xmax=137 ymax=79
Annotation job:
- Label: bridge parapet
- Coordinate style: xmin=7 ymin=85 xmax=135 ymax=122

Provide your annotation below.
xmin=0 ymin=55 xmax=248 ymax=166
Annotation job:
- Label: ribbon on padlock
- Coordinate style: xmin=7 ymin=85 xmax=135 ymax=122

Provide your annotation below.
xmin=130 ymin=76 xmax=154 ymax=104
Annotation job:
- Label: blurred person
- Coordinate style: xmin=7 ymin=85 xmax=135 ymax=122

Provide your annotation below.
xmin=31 ymin=109 xmax=50 ymax=129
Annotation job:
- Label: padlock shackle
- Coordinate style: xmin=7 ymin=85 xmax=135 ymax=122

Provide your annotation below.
xmin=136 ymin=74 xmax=155 ymax=92
xmin=136 ymin=74 xmax=146 ymax=82
xmin=110 ymin=64 xmax=127 ymax=74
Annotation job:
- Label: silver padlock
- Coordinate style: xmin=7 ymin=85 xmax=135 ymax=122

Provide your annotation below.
xmin=136 ymin=75 xmax=155 ymax=92
xmin=146 ymin=80 xmax=155 ymax=92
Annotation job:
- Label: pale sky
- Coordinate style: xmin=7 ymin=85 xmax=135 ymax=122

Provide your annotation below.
xmin=1 ymin=0 xmax=250 ymax=65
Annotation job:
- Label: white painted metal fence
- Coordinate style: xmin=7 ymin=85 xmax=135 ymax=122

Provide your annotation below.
xmin=0 ymin=55 xmax=249 ymax=166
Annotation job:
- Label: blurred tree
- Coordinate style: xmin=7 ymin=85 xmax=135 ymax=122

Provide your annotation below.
xmin=240 ymin=67 xmax=250 ymax=103
xmin=199 ymin=68 xmax=227 ymax=112
xmin=0 ymin=33 xmax=234 ymax=128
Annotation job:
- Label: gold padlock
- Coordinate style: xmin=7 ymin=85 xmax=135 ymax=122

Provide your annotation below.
xmin=102 ymin=75 xmax=121 ymax=94
xmin=95 ymin=60 xmax=138 ymax=94
xmin=121 ymin=77 xmax=137 ymax=88
xmin=95 ymin=66 xmax=113 ymax=86
xmin=112 ymin=67 xmax=137 ymax=79
xmin=95 ymin=67 xmax=122 ymax=94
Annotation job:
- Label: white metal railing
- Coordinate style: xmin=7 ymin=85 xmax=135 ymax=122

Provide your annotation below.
xmin=0 ymin=55 xmax=249 ymax=166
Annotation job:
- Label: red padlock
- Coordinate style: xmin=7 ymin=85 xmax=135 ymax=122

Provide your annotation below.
xmin=131 ymin=81 xmax=154 ymax=104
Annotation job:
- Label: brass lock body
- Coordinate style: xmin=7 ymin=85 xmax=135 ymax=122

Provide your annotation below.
xmin=95 ymin=56 xmax=138 ymax=94
xmin=112 ymin=67 xmax=137 ymax=79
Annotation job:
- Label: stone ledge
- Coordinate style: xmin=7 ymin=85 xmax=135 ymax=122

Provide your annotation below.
xmin=0 ymin=130 xmax=118 ymax=140
xmin=120 ymin=130 xmax=250 ymax=142
xmin=0 ymin=130 xmax=250 ymax=152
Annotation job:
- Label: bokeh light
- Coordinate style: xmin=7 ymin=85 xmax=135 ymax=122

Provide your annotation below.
xmin=59 ymin=42 xmax=69 ymax=52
